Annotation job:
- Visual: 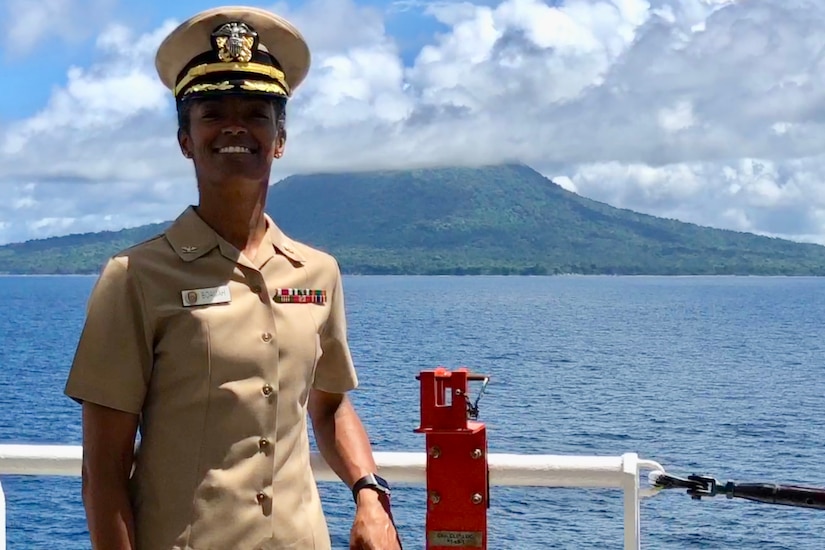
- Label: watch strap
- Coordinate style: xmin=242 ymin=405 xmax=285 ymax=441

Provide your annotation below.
xmin=351 ymin=473 xmax=391 ymax=502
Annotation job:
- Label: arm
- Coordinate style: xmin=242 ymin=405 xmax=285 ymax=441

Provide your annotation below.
xmin=81 ymin=401 xmax=139 ymax=550
xmin=308 ymin=389 xmax=400 ymax=549
xmin=308 ymin=388 xmax=378 ymax=493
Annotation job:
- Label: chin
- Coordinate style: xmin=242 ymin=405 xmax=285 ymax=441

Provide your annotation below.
xmin=197 ymin=171 xmax=267 ymax=190
xmin=223 ymin=174 xmax=269 ymax=186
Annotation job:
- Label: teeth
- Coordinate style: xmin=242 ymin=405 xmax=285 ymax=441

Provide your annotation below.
xmin=218 ymin=146 xmax=251 ymax=153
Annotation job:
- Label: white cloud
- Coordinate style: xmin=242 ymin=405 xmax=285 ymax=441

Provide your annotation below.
xmin=1 ymin=0 xmax=118 ymax=57
xmin=3 ymin=0 xmax=825 ymax=249
xmin=658 ymin=100 xmax=695 ymax=132
xmin=0 ymin=20 xmax=182 ymax=182
xmin=566 ymin=157 xmax=825 ymax=243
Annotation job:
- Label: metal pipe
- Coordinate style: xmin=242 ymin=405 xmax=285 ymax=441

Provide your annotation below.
xmin=0 ymin=444 xmax=664 ymax=550
xmin=0 ymin=445 xmax=663 ymax=489
xmin=0 ymin=479 xmax=6 ymax=550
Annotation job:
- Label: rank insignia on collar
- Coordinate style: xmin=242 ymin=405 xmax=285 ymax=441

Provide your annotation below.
xmin=212 ymin=21 xmax=258 ymax=63
xmin=273 ymin=288 xmax=326 ymax=304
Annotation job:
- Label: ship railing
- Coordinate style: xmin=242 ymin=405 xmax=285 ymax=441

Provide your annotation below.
xmin=0 ymin=444 xmax=664 ymax=550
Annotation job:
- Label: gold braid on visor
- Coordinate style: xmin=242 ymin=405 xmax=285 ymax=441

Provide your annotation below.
xmin=175 ymin=61 xmax=290 ymax=98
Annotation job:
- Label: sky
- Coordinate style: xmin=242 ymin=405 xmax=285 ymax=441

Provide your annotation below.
xmin=2 ymin=0 xmax=825 ymax=246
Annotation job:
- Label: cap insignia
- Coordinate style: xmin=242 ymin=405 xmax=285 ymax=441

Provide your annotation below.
xmin=212 ymin=22 xmax=258 ymax=63
xmin=184 ymin=81 xmax=234 ymax=96
xmin=240 ymin=81 xmax=286 ymax=94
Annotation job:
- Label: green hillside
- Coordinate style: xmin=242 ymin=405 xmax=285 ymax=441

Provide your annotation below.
xmin=0 ymin=223 xmax=169 ymax=275
xmin=2 ymin=163 xmax=825 ymax=275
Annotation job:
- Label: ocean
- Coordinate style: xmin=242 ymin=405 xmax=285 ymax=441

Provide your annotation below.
xmin=1 ymin=274 xmax=825 ymax=549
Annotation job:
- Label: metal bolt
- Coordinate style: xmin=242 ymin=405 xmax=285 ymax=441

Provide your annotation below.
xmin=429 ymin=492 xmax=441 ymax=504
xmin=472 ymin=493 xmax=484 ymax=504
xmin=471 ymin=449 xmax=483 ymax=459
xmin=455 ymin=388 xmax=464 ymax=396
xmin=429 ymin=446 xmax=441 ymax=459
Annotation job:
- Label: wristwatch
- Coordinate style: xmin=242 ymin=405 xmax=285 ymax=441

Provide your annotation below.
xmin=351 ymin=473 xmax=391 ymax=503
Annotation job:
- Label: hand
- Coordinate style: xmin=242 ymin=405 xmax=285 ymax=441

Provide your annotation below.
xmin=349 ymin=490 xmax=402 ymax=550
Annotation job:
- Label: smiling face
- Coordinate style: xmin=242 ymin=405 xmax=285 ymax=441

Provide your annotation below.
xmin=177 ymin=95 xmax=286 ymax=193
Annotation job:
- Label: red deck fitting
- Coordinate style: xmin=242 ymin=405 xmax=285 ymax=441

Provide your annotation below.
xmin=415 ymin=367 xmax=489 ymax=549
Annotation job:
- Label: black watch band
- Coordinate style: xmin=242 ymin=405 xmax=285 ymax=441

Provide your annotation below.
xmin=351 ymin=473 xmax=391 ymax=502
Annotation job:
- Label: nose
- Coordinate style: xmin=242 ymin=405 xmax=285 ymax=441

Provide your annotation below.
xmin=221 ymin=124 xmax=247 ymax=135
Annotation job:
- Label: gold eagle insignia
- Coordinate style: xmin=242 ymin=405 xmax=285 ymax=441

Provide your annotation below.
xmin=212 ymin=22 xmax=257 ymax=63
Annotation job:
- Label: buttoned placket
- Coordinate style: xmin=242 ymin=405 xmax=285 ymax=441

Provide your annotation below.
xmin=239 ymin=258 xmax=280 ymax=518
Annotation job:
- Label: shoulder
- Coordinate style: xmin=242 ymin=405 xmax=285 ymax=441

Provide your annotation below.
xmin=83 ymin=234 xmax=168 ymax=305
xmin=292 ymin=239 xmax=340 ymax=273
xmin=273 ymin=224 xmax=342 ymax=280
xmin=106 ymin=205 xmax=205 ymax=272
xmin=86 ymin=225 xmax=182 ymax=300
xmin=104 ymin=233 xmax=174 ymax=275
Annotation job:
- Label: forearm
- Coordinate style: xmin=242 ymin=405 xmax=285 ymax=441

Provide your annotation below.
xmin=311 ymin=390 xmax=401 ymax=548
xmin=82 ymin=461 xmax=136 ymax=549
xmin=81 ymin=402 xmax=139 ymax=550
xmin=310 ymin=392 xmax=377 ymax=487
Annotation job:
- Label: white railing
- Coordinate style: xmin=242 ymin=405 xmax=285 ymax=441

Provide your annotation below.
xmin=0 ymin=444 xmax=665 ymax=550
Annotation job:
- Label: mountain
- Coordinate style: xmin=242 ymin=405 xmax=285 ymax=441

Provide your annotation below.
xmin=3 ymin=163 xmax=825 ymax=275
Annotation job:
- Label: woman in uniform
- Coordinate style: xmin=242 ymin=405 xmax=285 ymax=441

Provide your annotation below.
xmin=65 ymin=6 xmax=401 ymax=550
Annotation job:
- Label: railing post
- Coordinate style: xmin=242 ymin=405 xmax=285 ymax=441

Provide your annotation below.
xmin=415 ymin=367 xmax=489 ymax=550
xmin=622 ymin=453 xmax=641 ymax=550
xmin=1 ymin=479 xmax=6 ymax=550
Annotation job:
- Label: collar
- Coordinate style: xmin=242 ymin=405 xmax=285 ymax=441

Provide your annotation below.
xmin=164 ymin=206 xmax=219 ymax=262
xmin=164 ymin=206 xmax=306 ymax=265
xmin=263 ymin=213 xmax=306 ymax=264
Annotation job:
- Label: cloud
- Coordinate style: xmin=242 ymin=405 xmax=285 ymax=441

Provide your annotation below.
xmin=1 ymin=0 xmax=118 ymax=57
xmin=560 ymin=157 xmax=825 ymax=243
xmin=3 ymin=0 xmax=825 ymax=247
xmin=0 ymin=20 xmax=185 ymax=185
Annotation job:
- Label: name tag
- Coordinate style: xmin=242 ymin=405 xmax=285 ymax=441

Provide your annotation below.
xmin=273 ymin=288 xmax=326 ymax=304
xmin=182 ymin=285 xmax=231 ymax=307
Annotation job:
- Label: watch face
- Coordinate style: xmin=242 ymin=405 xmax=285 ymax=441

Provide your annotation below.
xmin=374 ymin=474 xmax=390 ymax=490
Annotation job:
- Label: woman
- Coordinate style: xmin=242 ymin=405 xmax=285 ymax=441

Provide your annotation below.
xmin=64 ymin=6 xmax=401 ymax=550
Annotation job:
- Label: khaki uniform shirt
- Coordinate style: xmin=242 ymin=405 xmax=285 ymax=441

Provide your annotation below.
xmin=65 ymin=206 xmax=358 ymax=550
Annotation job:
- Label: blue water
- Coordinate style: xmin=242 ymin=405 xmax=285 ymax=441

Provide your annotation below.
xmin=2 ymin=275 xmax=825 ymax=549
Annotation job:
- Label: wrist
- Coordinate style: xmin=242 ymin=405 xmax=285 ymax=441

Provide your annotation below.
xmin=355 ymin=487 xmax=387 ymax=508
xmin=351 ymin=473 xmax=391 ymax=504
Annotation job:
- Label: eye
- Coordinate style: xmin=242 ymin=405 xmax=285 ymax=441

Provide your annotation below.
xmin=195 ymin=101 xmax=222 ymax=120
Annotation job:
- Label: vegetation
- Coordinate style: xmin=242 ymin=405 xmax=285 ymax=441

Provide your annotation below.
xmin=3 ymin=164 xmax=825 ymax=275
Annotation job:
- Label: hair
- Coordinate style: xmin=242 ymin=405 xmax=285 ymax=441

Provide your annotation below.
xmin=176 ymin=96 xmax=287 ymax=135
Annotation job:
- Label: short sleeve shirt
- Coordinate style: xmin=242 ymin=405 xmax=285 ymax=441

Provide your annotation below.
xmin=64 ymin=206 xmax=358 ymax=550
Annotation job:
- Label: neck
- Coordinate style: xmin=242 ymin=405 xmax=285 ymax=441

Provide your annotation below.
xmin=196 ymin=182 xmax=268 ymax=255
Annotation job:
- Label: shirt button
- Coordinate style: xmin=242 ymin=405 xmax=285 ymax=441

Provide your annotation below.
xmin=256 ymin=492 xmax=266 ymax=504
xmin=259 ymin=438 xmax=270 ymax=451
xmin=261 ymin=332 xmax=272 ymax=342
xmin=262 ymin=384 xmax=273 ymax=396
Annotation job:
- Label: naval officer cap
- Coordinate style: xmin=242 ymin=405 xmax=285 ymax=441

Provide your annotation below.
xmin=155 ymin=6 xmax=311 ymax=103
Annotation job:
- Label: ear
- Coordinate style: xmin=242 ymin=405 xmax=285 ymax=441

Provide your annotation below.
xmin=178 ymin=128 xmax=192 ymax=158
xmin=274 ymin=127 xmax=287 ymax=159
